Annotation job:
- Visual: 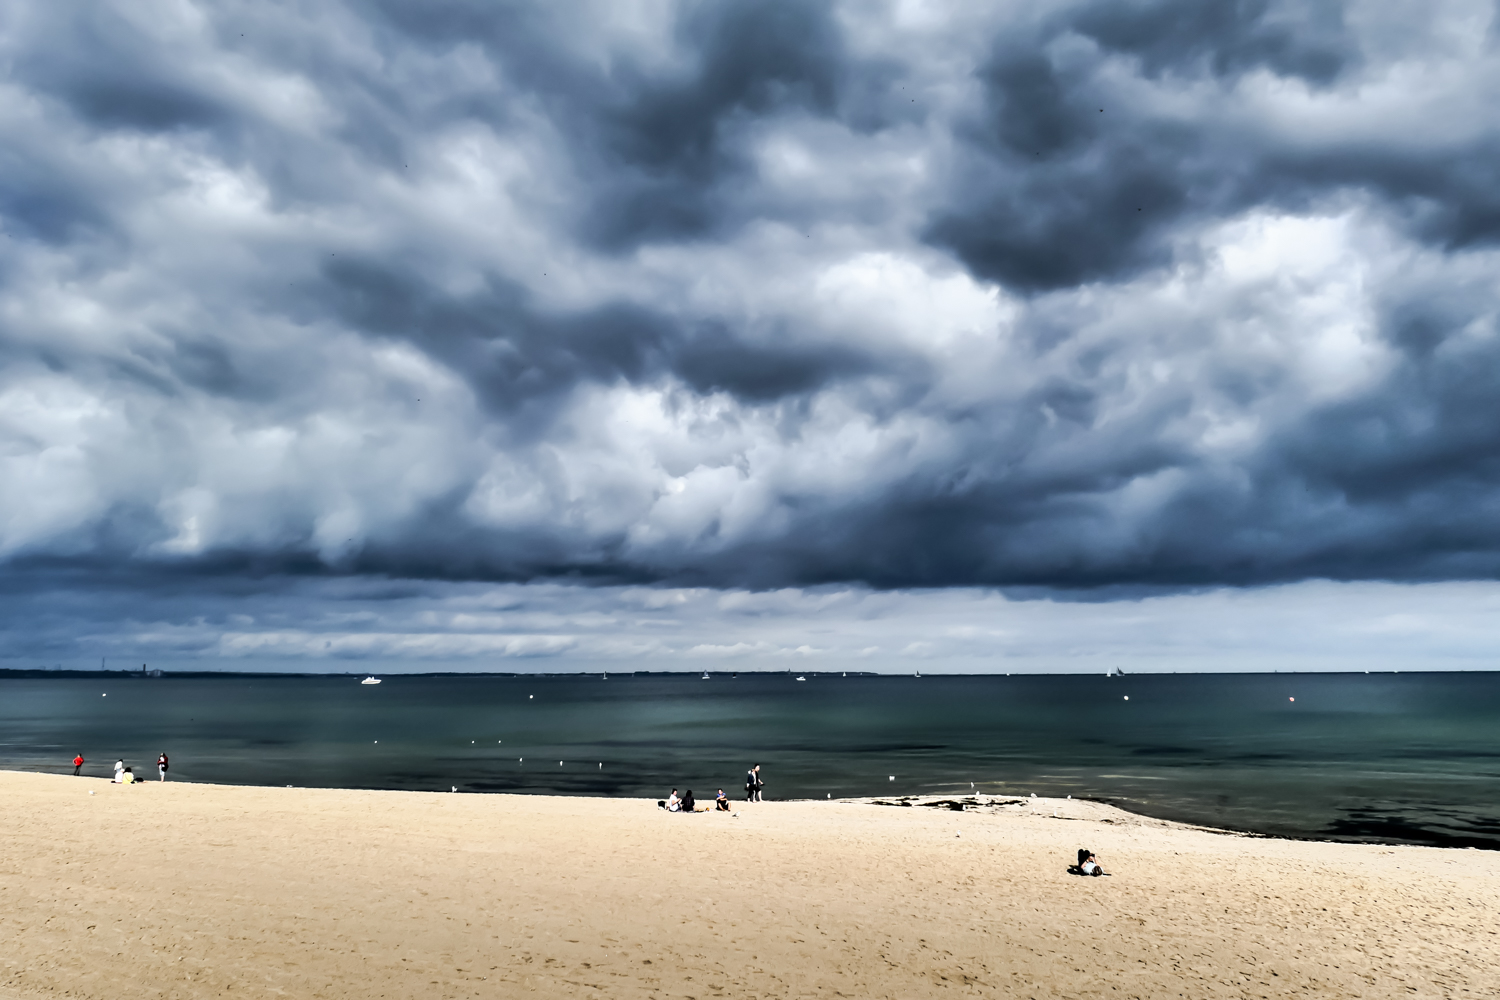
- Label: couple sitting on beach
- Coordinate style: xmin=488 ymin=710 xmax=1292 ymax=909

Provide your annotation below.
xmin=662 ymin=789 xmax=732 ymax=813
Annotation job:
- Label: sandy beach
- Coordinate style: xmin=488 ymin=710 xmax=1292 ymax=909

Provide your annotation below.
xmin=2 ymin=771 xmax=1496 ymax=999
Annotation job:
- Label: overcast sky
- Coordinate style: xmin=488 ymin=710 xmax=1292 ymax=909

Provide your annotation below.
xmin=3 ymin=0 xmax=1500 ymax=672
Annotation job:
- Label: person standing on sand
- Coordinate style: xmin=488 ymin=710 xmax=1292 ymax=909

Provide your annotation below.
xmin=113 ymin=759 xmax=124 ymax=782
xmin=157 ymin=752 xmax=169 ymax=781
xmin=745 ymin=764 xmax=764 ymax=802
xmin=73 ymin=754 xmax=84 ymax=776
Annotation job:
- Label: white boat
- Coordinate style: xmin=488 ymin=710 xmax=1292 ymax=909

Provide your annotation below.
xmin=360 ymin=676 xmax=381 ymax=685
xmin=796 ymin=675 xmax=806 ymax=682
xmin=702 ymin=672 xmax=710 ymax=680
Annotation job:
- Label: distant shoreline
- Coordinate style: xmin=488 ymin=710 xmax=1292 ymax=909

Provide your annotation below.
xmin=9 ymin=767 xmax=1491 ymax=856
xmin=0 ymin=767 xmax=1423 ymax=850
xmin=11 ymin=761 xmax=1494 ymax=851
xmin=4 ymin=667 xmax=1497 ymax=678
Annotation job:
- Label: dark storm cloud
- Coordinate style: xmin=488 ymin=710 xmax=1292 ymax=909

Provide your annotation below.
xmin=581 ymin=1 xmax=848 ymax=249
xmin=1072 ymin=0 xmax=1357 ymax=85
xmin=929 ymin=0 xmax=1500 ymax=292
xmin=357 ymin=0 xmax=850 ymax=248
xmin=12 ymin=6 xmax=231 ymax=133
xmin=2 ymin=0 xmax=1500 ymax=605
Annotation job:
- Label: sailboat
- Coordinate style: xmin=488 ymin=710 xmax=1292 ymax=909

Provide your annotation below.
xmin=360 ymin=676 xmax=381 ymax=685
xmin=702 ymin=672 xmax=710 ymax=680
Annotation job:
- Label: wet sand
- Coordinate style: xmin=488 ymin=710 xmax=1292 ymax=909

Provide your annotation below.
xmin=2 ymin=770 xmax=1496 ymax=998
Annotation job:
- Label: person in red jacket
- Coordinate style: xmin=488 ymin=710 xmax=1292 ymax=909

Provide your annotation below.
xmin=73 ymin=754 xmax=84 ymax=776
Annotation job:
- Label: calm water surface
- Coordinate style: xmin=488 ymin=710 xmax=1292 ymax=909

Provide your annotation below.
xmin=2 ymin=671 xmax=1497 ymax=848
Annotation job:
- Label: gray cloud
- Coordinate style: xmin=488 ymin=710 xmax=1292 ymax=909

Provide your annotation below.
xmin=2 ymin=0 xmax=1500 ymax=612
xmin=4 ymin=573 xmax=1499 ymax=674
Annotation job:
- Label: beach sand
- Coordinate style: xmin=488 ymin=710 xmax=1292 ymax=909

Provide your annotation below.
xmin=2 ymin=771 xmax=1495 ymax=999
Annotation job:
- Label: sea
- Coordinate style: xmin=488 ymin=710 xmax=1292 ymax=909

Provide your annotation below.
xmin=2 ymin=670 xmax=1497 ymax=849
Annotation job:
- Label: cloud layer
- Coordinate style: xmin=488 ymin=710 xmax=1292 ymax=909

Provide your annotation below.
xmin=7 ymin=574 xmax=1500 ymax=674
xmin=3 ymin=0 xmax=1500 ymax=601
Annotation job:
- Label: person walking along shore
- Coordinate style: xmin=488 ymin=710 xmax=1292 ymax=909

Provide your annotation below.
xmin=72 ymin=754 xmax=84 ymax=776
xmin=745 ymin=763 xmax=763 ymax=802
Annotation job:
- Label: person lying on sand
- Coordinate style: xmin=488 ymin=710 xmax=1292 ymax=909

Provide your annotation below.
xmin=1073 ymin=849 xmax=1109 ymax=876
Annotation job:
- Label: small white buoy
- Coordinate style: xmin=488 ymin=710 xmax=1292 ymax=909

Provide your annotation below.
xmin=559 ymin=761 xmax=563 ymax=766
xmin=1123 ymin=695 xmax=1129 ymax=701
xmin=519 ymin=758 xmax=523 ymax=762
xmin=471 ymin=740 xmax=475 ymax=744
xmin=1289 ymin=696 xmax=1295 ymax=702
xmin=374 ymin=740 xmax=378 ymax=744
xmin=529 ymin=695 xmax=533 ymax=700
xmin=599 ymin=763 xmax=602 ymax=769
xmin=102 ymin=693 xmax=106 ymax=697
xmin=889 ymin=775 xmax=895 ymax=781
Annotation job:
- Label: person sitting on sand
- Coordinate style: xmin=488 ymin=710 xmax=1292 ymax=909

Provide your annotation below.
xmin=122 ymin=767 xmax=136 ymax=785
xmin=667 ymin=789 xmax=681 ymax=812
xmin=681 ymin=790 xmax=696 ymax=813
xmin=1075 ymin=849 xmax=1108 ymax=876
xmin=715 ymin=789 xmax=730 ymax=811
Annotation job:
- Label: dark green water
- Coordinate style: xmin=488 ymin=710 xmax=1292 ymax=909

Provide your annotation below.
xmin=3 ymin=671 xmax=1497 ymax=848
